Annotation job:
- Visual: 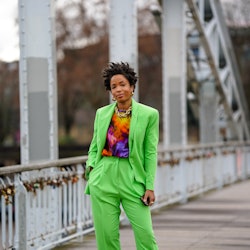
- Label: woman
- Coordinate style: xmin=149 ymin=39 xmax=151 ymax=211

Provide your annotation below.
xmin=85 ymin=62 xmax=159 ymax=250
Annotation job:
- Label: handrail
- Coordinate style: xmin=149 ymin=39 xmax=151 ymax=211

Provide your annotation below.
xmin=0 ymin=141 xmax=248 ymax=176
xmin=158 ymin=140 xmax=249 ymax=153
xmin=0 ymin=155 xmax=88 ymax=175
xmin=1 ymin=141 xmax=249 ymax=175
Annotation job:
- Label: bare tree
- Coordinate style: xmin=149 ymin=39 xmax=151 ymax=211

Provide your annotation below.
xmin=56 ymin=0 xmax=109 ymax=141
xmin=0 ymin=61 xmax=19 ymax=145
xmin=56 ymin=0 xmax=108 ymax=59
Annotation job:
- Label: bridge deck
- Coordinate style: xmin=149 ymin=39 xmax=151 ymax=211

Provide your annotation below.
xmin=54 ymin=180 xmax=250 ymax=250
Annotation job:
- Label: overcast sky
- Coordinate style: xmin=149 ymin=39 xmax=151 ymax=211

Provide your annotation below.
xmin=0 ymin=1 xmax=18 ymax=62
xmin=0 ymin=0 xmax=70 ymax=62
xmin=0 ymin=0 xmax=236 ymax=63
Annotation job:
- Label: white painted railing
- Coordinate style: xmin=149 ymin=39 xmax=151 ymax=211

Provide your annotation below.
xmin=0 ymin=142 xmax=250 ymax=250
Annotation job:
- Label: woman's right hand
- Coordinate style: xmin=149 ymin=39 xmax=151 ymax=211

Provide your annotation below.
xmin=84 ymin=166 xmax=93 ymax=180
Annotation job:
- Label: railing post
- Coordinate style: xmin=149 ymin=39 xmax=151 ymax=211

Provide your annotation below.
xmin=242 ymin=146 xmax=247 ymax=179
xmin=76 ymin=164 xmax=84 ymax=234
xmin=216 ymin=148 xmax=223 ymax=189
xmin=14 ymin=177 xmax=27 ymax=250
xmin=180 ymin=156 xmax=187 ymax=203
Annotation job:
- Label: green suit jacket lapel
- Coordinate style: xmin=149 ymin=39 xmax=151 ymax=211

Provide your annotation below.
xmin=98 ymin=102 xmax=116 ymax=150
xmin=129 ymin=99 xmax=139 ymax=153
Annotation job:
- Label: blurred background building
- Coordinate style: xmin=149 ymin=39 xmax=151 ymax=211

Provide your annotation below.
xmin=0 ymin=0 xmax=250 ymax=165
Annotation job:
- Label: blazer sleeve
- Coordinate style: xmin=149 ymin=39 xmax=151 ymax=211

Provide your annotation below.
xmin=85 ymin=110 xmax=99 ymax=179
xmin=144 ymin=109 xmax=159 ymax=190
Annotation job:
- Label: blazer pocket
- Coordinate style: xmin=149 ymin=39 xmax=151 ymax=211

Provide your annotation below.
xmin=128 ymin=164 xmax=145 ymax=196
xmin=88 ymin=163 xmax=104 ymax=186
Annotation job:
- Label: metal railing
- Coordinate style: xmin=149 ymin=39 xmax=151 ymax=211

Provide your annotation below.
xmin=1 ymin=141 xmax=250 ymax=250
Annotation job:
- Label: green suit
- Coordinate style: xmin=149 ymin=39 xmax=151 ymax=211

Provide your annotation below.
xmin=85 ymin=99 xmax=159 ymax=191
xmin=85 ymin=99 xmax=159 ymax=250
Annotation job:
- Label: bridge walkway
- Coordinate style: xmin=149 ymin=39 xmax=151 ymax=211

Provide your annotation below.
xmin=53 ymin=179 xmax=250 ymax=250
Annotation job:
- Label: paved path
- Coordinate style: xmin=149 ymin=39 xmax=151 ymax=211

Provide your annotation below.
xmin=54 ymin=180 xmax=250 ymax=250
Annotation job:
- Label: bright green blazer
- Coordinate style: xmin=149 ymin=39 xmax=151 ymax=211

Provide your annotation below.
xmin=85 ymin=99 xmax=159 ymax=194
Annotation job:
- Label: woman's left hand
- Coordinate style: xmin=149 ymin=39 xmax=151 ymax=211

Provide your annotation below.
xmin=142 ymin=190 xmax=156 ymax=206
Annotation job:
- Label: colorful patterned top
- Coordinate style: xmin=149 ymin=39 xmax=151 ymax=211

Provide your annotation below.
xmin=101 ymin=112 xmax=131 ymax=157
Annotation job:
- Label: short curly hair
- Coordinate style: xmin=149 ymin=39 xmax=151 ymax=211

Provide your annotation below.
xmin=102 ymin=62 xmax=138 ymax=91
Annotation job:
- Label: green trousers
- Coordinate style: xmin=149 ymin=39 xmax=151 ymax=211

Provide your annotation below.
xmin=88 ymin=156 xmax=159 ymax=250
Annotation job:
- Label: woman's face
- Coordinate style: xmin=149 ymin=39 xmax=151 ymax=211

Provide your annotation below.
xmin=110 ymin=74 xmax=134 ymax=105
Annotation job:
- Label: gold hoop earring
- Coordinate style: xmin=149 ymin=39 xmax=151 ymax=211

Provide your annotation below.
xmin=131 ymin=91 xmax=134 ymax=96
xmin=112 ymin=96 xmax=116 ymax=101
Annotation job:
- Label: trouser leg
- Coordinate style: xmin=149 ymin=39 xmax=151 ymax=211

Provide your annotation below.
xmin=122 ymin=199 xmax=159 ymax=250
xmin=90 ymin=194 xmax=121 ymax=250
xmin=89 ymin=157 xmax=159 ymax=250
xmin=88 ymin=157 xmax=121 ymax=250
xmin=119 ymin=158 xmax=159 ymax=250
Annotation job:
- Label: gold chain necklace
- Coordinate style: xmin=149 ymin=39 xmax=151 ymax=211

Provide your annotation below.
xmin=115 ymin=106 xmax=132 ymax=118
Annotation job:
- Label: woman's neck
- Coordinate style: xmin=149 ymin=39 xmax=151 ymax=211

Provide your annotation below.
xmin=117 ymin=101 xmax=132 ymax=111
